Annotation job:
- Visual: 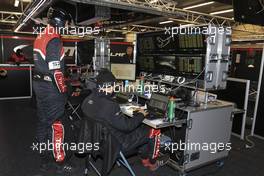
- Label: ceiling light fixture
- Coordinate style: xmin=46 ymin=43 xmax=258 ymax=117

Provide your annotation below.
xmin=150 ymin=0 xmax=159 ymax=3
xmin=159 ymin=20 xmax=173 ymax=24
xmin=210 ymin=9 xmax=233 ymax=15
xmin=14 ymin=0 xmax=20 ymax=7
xmin=179 ymin=24 xmax=195 ymax=28
xmin=183 ymin=1 xmax=215 ymax=10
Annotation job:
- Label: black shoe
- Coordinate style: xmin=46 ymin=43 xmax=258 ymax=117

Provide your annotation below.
xmin=149 ymin=154 xmax=170 ymax=171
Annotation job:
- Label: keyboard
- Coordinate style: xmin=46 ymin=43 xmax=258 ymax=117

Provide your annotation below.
xmin=145 ymin=111 xmax=165 ymax=120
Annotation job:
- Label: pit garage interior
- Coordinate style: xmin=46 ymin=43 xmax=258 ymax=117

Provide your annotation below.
xmin=0 ymin=0 xmax=264 ymax=176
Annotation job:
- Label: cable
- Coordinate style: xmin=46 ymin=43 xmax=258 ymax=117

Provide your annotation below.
xmin=257 ymin=0 xmax=264 ymax=14
xmin=170 ymin=67 xmax=206 ymax=92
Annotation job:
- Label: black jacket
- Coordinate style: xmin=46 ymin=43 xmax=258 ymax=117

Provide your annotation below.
xmin=80 ymin=90 xmax=145 ymax=174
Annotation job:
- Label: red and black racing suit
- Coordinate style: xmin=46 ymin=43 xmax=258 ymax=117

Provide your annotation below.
xmin=33 ymin=25 xmax=67 ymax=162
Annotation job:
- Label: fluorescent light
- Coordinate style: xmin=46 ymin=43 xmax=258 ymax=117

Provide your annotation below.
xmin=14 ymin=0 xmax=19 ymax=7
xmin=150 ymin=0 xmax=158 ymax=3
xmin=159 ymin=20 xmax=173 ymax=24
xmin=210 ymin=9 xmax=233 ymax=15
xmin=183 ymin=1 xmax=215 ymax=10
xmin=180 ymin=24 xmax=194 ymax=28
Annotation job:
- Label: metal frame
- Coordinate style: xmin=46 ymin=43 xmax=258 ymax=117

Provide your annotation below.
xmin=227 ymin=77 xmax=250 ymax=140
xmin=71 ymin=0 xmax=234 ymax=26
xmin=85 ymin=151 xmax=136 ymax=176
xmin=251 ymin=46 xmax=264 ymax=138
xmin=0 ymin=11 xmax=22 ymax=24
xmin=0 ymin=35 xmax=4 ymax=63
xmin=12 ymin=0 xmax=264 ymax=40
xmin=0 ymin=0 xmax=27 ymax=25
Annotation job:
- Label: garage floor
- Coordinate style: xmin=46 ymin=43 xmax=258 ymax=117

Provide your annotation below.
xmin=0 ymin=99 xmax=263 ymax=176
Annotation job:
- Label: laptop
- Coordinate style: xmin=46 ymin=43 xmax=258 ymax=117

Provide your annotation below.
xmin=147 ymin=93 xmax=169 ymax=119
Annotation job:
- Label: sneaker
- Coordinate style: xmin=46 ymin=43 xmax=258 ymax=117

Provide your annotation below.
xmin=148 ymin=154 xmax=170 ymax=171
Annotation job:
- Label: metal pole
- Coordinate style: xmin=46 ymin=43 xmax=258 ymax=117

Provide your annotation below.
xmin=251 ymin=45 xmax=264 ymax=136
xmin=1 ymin=35 xmax=4 ymax=63
xmin=240 ymin=80 xmax=250 ymax=140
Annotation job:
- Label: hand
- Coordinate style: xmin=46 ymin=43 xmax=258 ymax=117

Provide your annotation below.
xmin=135 ymin=108 xmax=148 ymax=117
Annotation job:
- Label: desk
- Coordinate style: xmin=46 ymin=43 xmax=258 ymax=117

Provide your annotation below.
xmin=120 ymin=103 xmax=187 ymax=129
xmin=121 ymin=100 xmax=234 ymax=175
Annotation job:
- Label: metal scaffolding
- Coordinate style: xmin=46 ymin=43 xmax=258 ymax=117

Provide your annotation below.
xmin=0 ymin=11 xmax=22 ymax=24
xmin=71 ymin=0 xmax=235 ymax=26
xmin=11 ymin=0 xmax=264 ymax=40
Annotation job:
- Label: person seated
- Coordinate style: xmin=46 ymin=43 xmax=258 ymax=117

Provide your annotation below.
xmin=8 ymin=49 xmax=28 ymax=65
xmin=81 ymin=69 xmax=169 ymax=172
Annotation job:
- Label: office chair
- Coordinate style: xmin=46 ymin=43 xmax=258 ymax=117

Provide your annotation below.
xmin=85 ymin=151 xmax=136 ymax=176
xmin=80 ymin=117 xmax=136 ymax=176
xmin=66 ymin=89 xmax=91 ymax=121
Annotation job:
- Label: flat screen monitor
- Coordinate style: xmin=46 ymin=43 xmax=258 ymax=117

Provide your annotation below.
xmin=137 ymin=56 xmax=155 ymax=72
xmin=111 ymin=63 xmax=136 ymax=80
xmin=154 ymin=55 xmax=177 ymax=75
xmin=178 ymin=34 xmax=204 ymax=49
xmin=178 ymin=56 xmax=203 ymax=74
xmin=137 ymin=55 xmax=204 ymax=77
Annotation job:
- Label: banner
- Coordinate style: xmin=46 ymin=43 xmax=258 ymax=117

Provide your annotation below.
xmin=0 ymin=35 xmax=77 ymax=65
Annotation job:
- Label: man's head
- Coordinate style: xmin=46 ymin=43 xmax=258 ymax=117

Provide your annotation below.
xmin=96 ymin=69 xmax=117 ymax=94
xmin=47 ymin=7 xmax=69 ymax=28
xmin=126 ymin=46 xmax=133 ymax=56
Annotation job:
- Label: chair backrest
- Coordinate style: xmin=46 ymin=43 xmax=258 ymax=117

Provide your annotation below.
xmin=83 ymin=116 xmax=121 ymax=175
xmin=84 ymin=116 xmax=107 ymax=148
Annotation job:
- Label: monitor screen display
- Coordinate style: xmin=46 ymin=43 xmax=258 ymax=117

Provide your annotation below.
xmin=178 ymin=56 xmax=203 ymax=74
xmin=137 ymin=56 xmax=155 ymax=73
xmin=154 ymin=56 xmax=176 ymax=75
xmin=111 ymin=63 xmax=136 ymax=80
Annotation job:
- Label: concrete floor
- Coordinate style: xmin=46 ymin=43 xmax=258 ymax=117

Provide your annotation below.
xmin=0 ymin=99 xmax=263 ymax=176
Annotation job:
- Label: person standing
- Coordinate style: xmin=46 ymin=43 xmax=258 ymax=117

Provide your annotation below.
xmin=32 ymin=7 xmax=75 ymax=175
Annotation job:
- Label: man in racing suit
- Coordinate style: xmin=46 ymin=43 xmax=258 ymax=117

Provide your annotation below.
xmin=33 ymin=7 xmax=74 ymax=174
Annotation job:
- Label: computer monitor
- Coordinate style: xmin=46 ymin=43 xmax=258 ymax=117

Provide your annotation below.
xmin=178 ymin=34 xmax=204 ymax=49
xmin=137 ymin=56 xmax=155 ymax=72
xmin=111 ymin=63 xmax=136 ymax=80
xmin=154 ymin=55 xmax=176 ymax=75
xmin=178 ymin=56 xmax=203 ymax=74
